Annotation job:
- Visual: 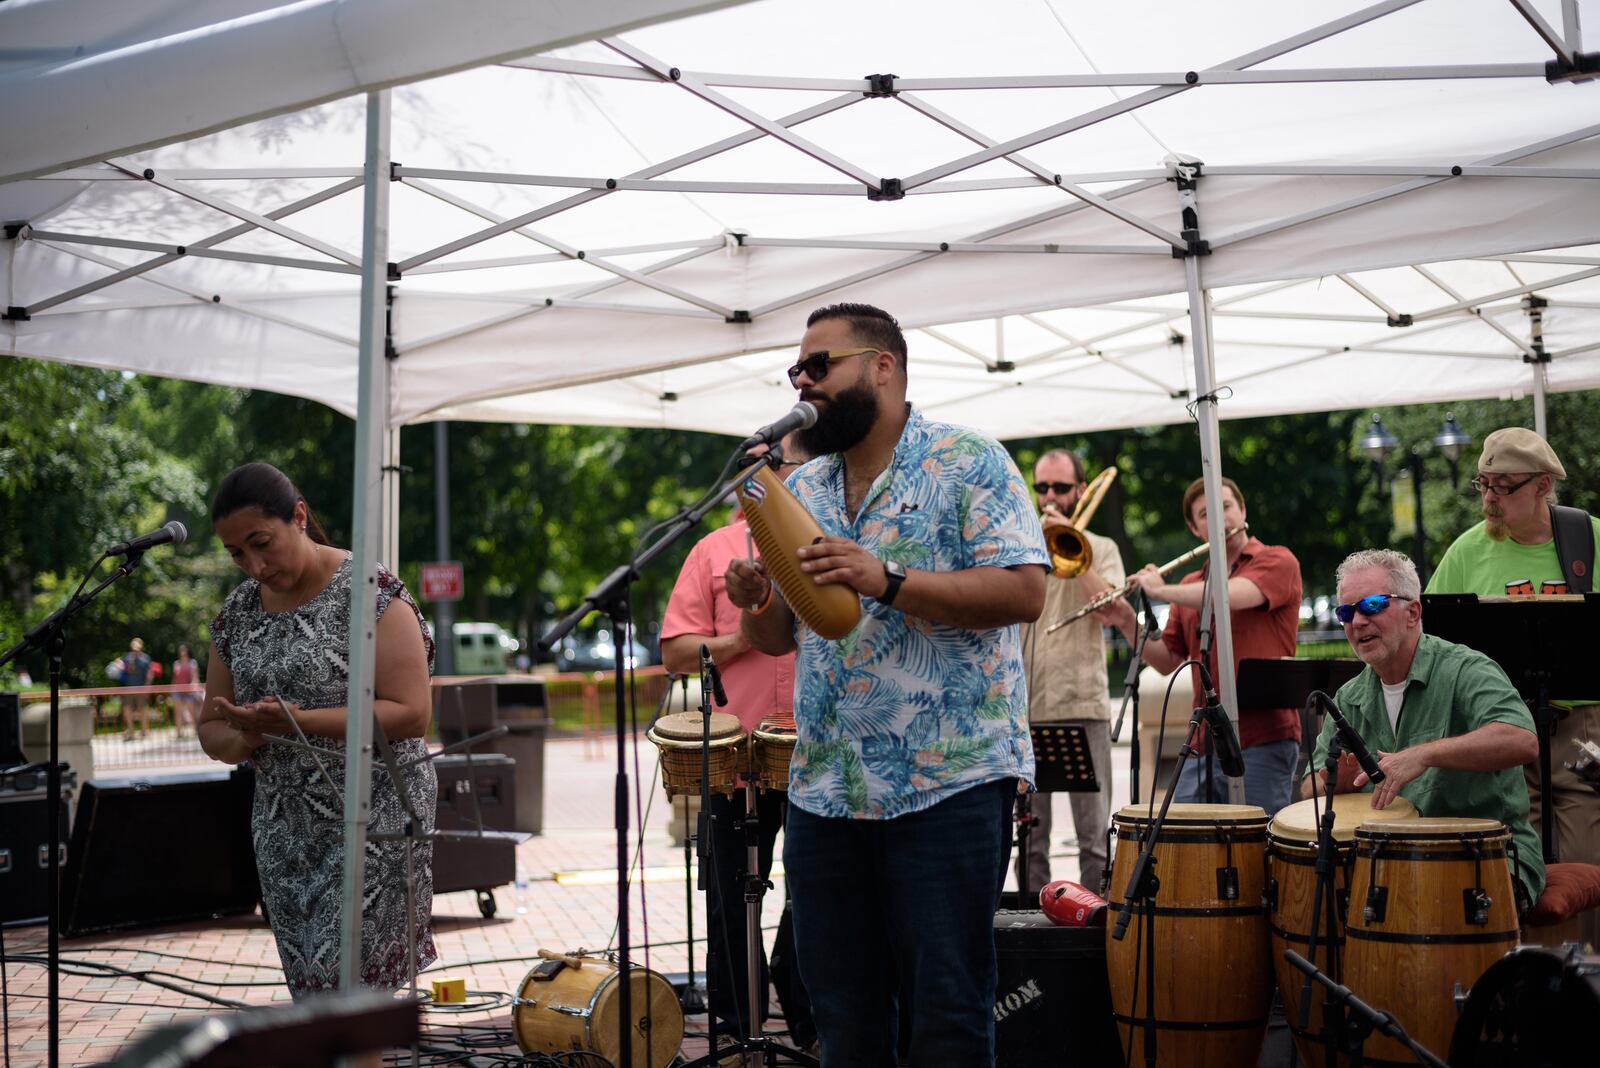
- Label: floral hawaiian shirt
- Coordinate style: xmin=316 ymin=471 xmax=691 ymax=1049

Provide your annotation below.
xmin=781 ymin=405 xmax=1049 ymax=819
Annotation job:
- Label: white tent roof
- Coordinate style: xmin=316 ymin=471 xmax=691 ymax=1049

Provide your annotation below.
xmin=4 ymin=0 xmax=1599 ymax=438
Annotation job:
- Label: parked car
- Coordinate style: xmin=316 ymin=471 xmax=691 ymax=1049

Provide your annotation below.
xmin=554 ymin=630 xmax=651 ymax=672
xmin=449 ymin=622 xmax=519 ymax=675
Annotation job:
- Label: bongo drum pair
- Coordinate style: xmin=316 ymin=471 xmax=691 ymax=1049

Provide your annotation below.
xmin=645 ymin=710 xmax=797 ymax=797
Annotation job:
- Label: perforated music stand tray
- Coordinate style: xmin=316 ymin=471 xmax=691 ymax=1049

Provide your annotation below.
xmin=1237 ymin=657 xmax=1366 ymax=711
xmin=1030 ymin=723 xmax=1100 ymax=793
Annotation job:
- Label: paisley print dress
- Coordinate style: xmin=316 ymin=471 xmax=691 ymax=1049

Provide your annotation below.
xmin=213 ymin=556 xmax=438 ymax=996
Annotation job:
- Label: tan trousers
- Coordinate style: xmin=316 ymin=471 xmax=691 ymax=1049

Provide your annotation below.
xmin=1015 ymin=720 xmax=1113 ymax=898
xmin=1525 ymin=703 xmax=1600 ymax=949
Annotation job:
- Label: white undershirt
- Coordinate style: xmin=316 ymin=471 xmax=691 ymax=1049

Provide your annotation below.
xmin=1381 ymin=679 xmax=1408 ymax=735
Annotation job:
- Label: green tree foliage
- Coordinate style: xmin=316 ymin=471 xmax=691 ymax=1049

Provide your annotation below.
xmin=3 ymin=355 xmax=1594 ymax=691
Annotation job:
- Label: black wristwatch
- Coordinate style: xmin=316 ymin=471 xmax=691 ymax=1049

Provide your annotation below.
xmin=880 ymin=560 xmax=907 ymax=606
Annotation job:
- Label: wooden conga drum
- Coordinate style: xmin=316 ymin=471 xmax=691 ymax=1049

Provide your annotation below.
xmin=645 ymin=711 xmax=745 ymax=798
xmin=1105 ymin=803 xmax=1272 ymax=1068
xmin=1266 ymin=794 xmax=1417 ymax=1066
xmin=1344 ymin=818 xmax=1519 ymax=1065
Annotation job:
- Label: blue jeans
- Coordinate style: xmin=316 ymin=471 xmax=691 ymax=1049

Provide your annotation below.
xmin=1175 ymin=738 xmax=1298 ymax=818
xmin=784 ymin=779 xmax=1014 ymax=1068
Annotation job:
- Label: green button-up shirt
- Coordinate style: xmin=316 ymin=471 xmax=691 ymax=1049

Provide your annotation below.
xmin=1312 ymin=632 xmax=1544 ymax=906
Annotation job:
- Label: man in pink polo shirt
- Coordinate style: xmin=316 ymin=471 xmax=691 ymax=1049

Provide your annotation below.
xmin=660 ymin=437 xmax=815 ymax=1053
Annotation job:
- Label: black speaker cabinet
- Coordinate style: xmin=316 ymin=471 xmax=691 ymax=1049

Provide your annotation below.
xmin=0 ymin=769 xmax=71 ymax=924
xmin=993 ymin=910 xmax=1120 ymax=1068
xmin=62 ymin=767 xmax=261 ymax=935
xmin=434 ymin=753 xmax=516 ymax=832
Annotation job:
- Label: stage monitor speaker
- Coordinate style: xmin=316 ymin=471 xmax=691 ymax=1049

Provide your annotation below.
xmin=993 ymin=910 xmax=1120 ymax=1068
xmin=62 ymin=766 xmax=261 ymax=936
xmin=0 ymin=765 xmax=72 ymax=924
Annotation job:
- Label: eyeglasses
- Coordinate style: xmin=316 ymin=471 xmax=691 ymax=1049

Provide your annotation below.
xmin=1468 ymin=475 xmax=1537 ymax=497
xmin=1334 ymin=594 xmax=1413 ymax=625
xmin=1032 ymin=481 xmax=1080 ymax=496
xmin=786 ymin=347 xmax=879 ymax=388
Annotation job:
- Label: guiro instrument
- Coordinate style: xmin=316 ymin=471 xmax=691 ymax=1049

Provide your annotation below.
xmin=735 ymin=462 xmax=861 ymax=640
xmin=1044 ymin=525 xmax=1245 ymax=633
xmin=1045 ymin=466 xmax=1117 ymax=579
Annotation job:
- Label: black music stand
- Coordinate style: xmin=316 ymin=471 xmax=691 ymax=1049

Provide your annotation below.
xmin=1421 ymin=593 xmax=1600 ymax=864
xmin=1017 ymin=724 xmax=1100 ymax=901
xmin=1238 ymin=657 xmax=1365 ymax=784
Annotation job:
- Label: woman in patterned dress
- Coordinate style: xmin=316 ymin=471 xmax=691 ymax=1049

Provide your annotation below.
xmin=199 ymin=462 xmax=438 ymax=997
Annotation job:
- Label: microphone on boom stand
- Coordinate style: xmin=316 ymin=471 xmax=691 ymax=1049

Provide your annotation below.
xmin=1196 ymin=663 xmax=1246 ymax=779
xmin=1312 ymin=690 xmax=1385 ymax=785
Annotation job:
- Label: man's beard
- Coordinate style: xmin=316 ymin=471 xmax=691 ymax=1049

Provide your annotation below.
xmin=1483 ymin=503 xmax=1507 ymax=541
xmin=798 ymin=376 xmax=879 ymax=455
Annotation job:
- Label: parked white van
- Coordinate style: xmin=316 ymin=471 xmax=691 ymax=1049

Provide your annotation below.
xmin=450 ymin=622 xmax=518 ymax=676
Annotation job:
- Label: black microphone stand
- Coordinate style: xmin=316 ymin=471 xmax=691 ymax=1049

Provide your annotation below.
xmin=1110 ymin=588 xmax=1160 ymax=807
xmin=1110 ymin=683 xmax=1212 ymax=1068
xmin=538 ymin=447 xmax=784 ymax=1068
xmin=1193 ymin=565 xmax=1218 ymax=802
xmin=1283 ymin=950 xmax=1449 ymax=1068
xmin=1296 ymin=726 xmax=1346 ymax=1068
xmin=0 ymin=550 xmax=146 ymax=1068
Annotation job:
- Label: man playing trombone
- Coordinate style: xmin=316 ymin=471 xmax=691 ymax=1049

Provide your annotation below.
xmin=1097 ymin=477 xmax=1303 ymax=817
xmin=1017 ymin=450 xmax=1125 ymax=894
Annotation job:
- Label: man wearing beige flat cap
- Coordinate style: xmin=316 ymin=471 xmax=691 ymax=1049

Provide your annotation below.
xmin=1427 ymin=426 xmax=1600 ymax=940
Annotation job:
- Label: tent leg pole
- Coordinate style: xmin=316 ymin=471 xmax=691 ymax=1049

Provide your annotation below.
xmin=1532 ymin=361 xmax=1548 ymax=439
xmin=1177 ymin=162 xmax=1245 ymax=806
xmin=340 ymin=88 xmax=393 ymax=999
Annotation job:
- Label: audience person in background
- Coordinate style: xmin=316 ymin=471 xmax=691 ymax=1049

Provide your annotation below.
xmin=171 ymin=643 xmax=201 ymax=736
xmin=119 ymin=637 xmax=153 ymax=740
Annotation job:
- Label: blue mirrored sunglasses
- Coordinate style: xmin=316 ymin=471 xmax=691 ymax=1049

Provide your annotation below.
xmin=1334 ymin=593 xmax=1413 ymax=625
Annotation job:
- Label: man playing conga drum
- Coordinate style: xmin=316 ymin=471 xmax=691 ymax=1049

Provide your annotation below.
xmin=1305 ymin=548 xmax=1544 ymax=908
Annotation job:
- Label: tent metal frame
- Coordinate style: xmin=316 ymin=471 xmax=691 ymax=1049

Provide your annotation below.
xmin=5 ymin=0 xmax=1599 ymax=1009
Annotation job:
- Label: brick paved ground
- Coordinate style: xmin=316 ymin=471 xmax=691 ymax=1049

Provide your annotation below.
xmin=2 ymin=732 xmax=1131 ymax=1066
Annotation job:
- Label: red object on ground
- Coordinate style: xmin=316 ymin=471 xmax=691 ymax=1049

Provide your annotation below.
xmin=1039 ymin=880 xmax=1108 ymax=928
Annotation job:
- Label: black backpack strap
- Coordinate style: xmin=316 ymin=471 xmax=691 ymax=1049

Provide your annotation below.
xmin=1548 ymin=503 xmax=1595 ymax=594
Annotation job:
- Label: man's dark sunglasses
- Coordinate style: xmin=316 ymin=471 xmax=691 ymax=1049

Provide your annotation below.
xmin=1334 ymin=593 xmax=1413 ymax=625
xmin=786 ymin=347 xmax=878 ymax=388
xmin=1032 ymin=481 xmax=1080 ymax=496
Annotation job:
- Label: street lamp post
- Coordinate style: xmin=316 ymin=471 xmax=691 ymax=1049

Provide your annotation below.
xmin=1359 ymin=412 xmax=1472 ymax=584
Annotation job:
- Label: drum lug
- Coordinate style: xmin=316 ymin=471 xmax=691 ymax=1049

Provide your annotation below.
xmin=1463 ymin=888 xmax=1492 ymax=927
xmin=1363 ymin=885 xmax=1388 ymax=924
xmin=1216 ymin=866 xmax=1239 ymax=902
xmin=1335 ymin=888 xmax=1351 ymax=923
xmin=1263 ymin=876 xmax=1277 ymax=911
xmin=1452 ymin=981 xmax=1469 ymax=1014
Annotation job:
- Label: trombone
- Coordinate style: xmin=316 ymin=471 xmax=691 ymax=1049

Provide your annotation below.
xmin=1045 ymin=466 xmax=1117 ymax=579
xmin=1045 ymin=525 xmax=1246 ymax=633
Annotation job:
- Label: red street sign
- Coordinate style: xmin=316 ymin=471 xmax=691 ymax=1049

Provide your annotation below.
xmin=420 ymin=561 xmax=463 ymax=602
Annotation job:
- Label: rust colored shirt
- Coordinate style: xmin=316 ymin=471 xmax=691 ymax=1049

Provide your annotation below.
xmin=1160 ymin=537 xmax=1303 ymax=750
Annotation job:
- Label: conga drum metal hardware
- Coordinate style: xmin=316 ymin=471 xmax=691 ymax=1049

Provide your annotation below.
xmin=645 ymin=710 xmax=745 ymax=798
xmin=749 ymin=714 xmax=797 ymax=792
xmin=1344 ymin=817 xmax=1519 ymax=1065
xmin=1266 ymin=794 xmax=1417 ymax=1068
xmin=1105 ymin=803 xmax=1273 ymax=1068
xmin=513 ymin=953 xmax=683 ymax=1066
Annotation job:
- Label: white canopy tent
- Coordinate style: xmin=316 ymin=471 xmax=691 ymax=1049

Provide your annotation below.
xmin=4 ymin=0 xmax=1599 ymax=1000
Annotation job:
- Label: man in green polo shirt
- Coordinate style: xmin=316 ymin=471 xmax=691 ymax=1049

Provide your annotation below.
xmin=1307 ymin=548 xmax=1544 ymax=908
xmin=1426 ymin=427 xmax=1597 ymax=938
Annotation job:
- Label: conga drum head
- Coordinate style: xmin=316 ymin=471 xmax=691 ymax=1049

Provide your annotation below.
xmin=649 ymin=710 xmax=742 ymax=742
xmin=1270 ymin=794 xmax=1417 ymax=845
xmin=1114 ymin=802 xmax=1268 ymax=821
xmin=1355 ymin=815 xmax=1507 ymax=843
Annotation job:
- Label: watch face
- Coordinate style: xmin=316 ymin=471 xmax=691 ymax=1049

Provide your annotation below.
xmin=886 ymin=561 xmax=906 ymax=579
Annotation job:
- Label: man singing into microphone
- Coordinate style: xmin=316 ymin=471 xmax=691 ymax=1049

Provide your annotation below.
xmin=1305 ymin=548 xmax=1544 ymax=909
xmin=725 ymin=303 xmax=1047 ymax=1066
